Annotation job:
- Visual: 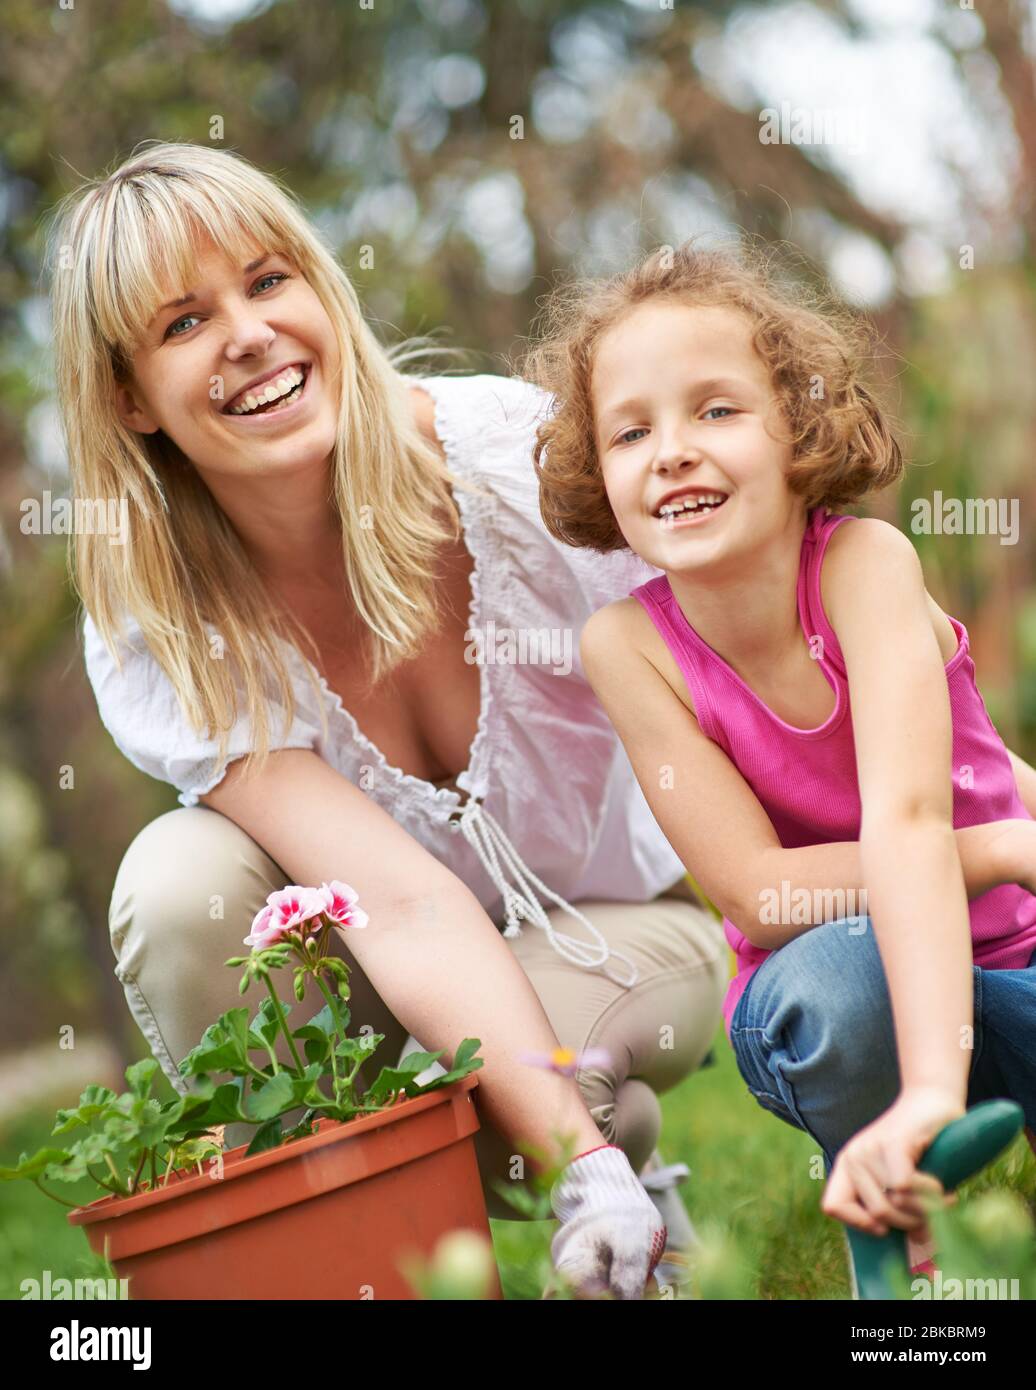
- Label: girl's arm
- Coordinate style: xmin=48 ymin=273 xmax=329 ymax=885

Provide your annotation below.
xmin=1007 ymin=747 xmax=1036 ymax=818
xmin=578 ymin=604 xmax=1029 ymax=954
xmin=750 ymin=820 xmax=1032 ymax=948
xmin=818 ymin=517 xmax=971 ymax=1233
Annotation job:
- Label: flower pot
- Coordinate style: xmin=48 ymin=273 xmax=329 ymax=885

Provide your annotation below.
xmin=68 ymin=1073 xmax=502 ymax=1300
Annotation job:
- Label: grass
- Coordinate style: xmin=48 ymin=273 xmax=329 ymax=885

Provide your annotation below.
xmin=3 ymin=1022 xmax=1033 ymax=1300
xmin=490 ymin=1024 xmax=1036 ymax=1300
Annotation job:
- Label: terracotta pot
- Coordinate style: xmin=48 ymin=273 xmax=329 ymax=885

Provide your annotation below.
xmin=68 ymin=1074 xmax=502 ymax=1300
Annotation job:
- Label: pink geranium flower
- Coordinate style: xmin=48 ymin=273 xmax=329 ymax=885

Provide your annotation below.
xmin=319 ymin=880 xmax=370 ymax=930
xmin=245 ymin=886 xmax=328 ymax=948
xmin=518 ymin=1046 xmax=611 ymax=1077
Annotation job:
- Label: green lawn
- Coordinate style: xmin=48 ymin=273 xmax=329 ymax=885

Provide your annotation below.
xmin=490 ymin=1025 xmax=1036 ymax=1300
xmin=3 ymin=1023 xmax=1033 ymax=1300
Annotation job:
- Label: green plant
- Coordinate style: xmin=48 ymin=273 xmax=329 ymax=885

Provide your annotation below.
xmin=1 ymin=880 xmax=483 ymax=1204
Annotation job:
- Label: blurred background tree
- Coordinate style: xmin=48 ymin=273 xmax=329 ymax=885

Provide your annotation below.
xmin=1 ymin=0 xmax=1034 ymax=1070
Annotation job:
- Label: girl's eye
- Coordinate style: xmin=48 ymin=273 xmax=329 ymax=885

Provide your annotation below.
xmin=164 ymin=271 xmax=292 ymax=339
xmin=618 ymin=427 xmax=649 ymax=444
xmin=703 ymin=406 xmax=736 ymax=420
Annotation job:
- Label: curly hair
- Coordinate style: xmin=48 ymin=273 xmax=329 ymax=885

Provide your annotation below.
xmin=518 ymin=237 xmax=904 ymax=554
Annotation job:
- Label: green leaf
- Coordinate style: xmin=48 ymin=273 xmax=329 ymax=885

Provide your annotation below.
xmin=52 ymin=1085 xmax=119 ymax=1135
xmin=283 ymin=1112 xmax=319 ymax=1141
xmin=396 ymin=1049 xmax=444 ymax=1074
xmin=244 ymin=1069 xmax=299 ymax=1122
xmin=453 ymin=1038 xmax=482 ymax=1070
xmin=178 ymin=1008 xmax=253 ymax=1077
xmin=165 ymin=1136 xmax=221 ymax=1170
xmin=335 ymin=1033 xmax=383 ymax=1061
xmin=0 ymin=1148 xmax=72 ymax=1182
xmin=248 ymin=996 xmax=287 ymax=1049
xmin=245 ymin=1117 xmax=284 ymax=1156
xmin=301 ymin=1036 xmax=330 ymax=1067
xmin=489 ymin=1178 xmax=544 ymax=1219
xmin=195 ymin=1079 xmax=251 ymax=1126
xmin=411 ymin=1040 xmax=485 ymax=1094
xmin=363 ymin=1065 xmax=430 ymax=1104
xmin=291 ymin=1000 xmax=348 ymax=1042
xmin=125 ymin=1058 xmax=158 ymax=1099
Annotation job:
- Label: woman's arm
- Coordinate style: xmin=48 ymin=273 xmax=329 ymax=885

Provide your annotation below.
xmin=818 ymin=518 xmax=971 ymax=1231
xmin=201 ymin=749 xmax=606 ymax=1174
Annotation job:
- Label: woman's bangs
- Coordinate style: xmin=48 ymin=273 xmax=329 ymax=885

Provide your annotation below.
xmin=105 ymin=185 xmax=292 ymax=358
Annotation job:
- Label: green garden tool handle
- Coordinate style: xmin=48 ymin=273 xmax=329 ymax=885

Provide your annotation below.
xmin=845 ymin=1099 xmax=1024 ymax=1300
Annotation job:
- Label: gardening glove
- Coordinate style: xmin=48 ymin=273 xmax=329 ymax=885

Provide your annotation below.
xmin=550 ymin=1144 xmax=667 ymax=1300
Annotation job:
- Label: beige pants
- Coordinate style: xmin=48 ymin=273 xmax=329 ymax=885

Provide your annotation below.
xmin=108 ymin=806 xmax=728 ymax=1219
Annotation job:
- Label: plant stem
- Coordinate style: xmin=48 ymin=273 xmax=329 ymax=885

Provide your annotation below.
xmin=86 ymin=1165 xmax=121 ymax=1195
xmin=32 ymin=1177 xmax=84 ymax=1209
xmin=263 ymin=974 xmax=306 ymax=1074
xmin=103 ymin=1151 xmax=128 ymax=1196
xmin=311 ymin=971 xmax=345 ymax=1098
xmin=129 ymin=1149 xmax=148 ymax=1195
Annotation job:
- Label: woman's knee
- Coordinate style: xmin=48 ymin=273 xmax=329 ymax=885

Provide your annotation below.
xmin=584 ymin=1076 xmax=660 ymax=1175
xmin=108 ymin=807 xmax=288 ymax=1091
xmin=109 ymin=805 xmax=284 ymax=978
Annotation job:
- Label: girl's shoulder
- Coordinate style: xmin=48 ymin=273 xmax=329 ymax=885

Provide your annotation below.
xmin=583 ymin=596 xmax=699 ymax=721
xmin=819 ymin=515 xmax=960 ymax=666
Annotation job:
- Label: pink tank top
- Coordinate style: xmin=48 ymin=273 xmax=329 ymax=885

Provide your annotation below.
xmin=631 ymin=505 xmax=1036 ymax=1037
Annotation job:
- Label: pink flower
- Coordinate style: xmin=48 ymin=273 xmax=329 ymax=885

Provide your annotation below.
xmin=518 ymin=1046 xmax=611 ymax=1077
xmin=319 ymin=880 xmax=369 ymax=930
xmin=245 ymin=886 xmax=328 ymax=948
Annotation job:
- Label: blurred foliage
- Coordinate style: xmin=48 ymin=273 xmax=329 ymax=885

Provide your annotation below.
xmin=0 ymin=0 xmax=1034 ymax=1061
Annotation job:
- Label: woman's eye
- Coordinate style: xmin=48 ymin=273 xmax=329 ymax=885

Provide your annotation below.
xmin=253 ymin=271 xmax=290 ymax=294
xmin=618 ymin=427 xmax=648 ymax=444
xmin=166 ymin=314 xmax=200 ymax=339
xmin=163 ymin=271 xmax=291 ymax=339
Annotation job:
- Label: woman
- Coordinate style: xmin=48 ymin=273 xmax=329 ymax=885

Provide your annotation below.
xmin=50 ymin=142 xmax=727 ymax=1299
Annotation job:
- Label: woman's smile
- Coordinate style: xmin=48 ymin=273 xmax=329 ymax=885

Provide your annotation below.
xmin=220 ymin=360 xmax=316 ymax=428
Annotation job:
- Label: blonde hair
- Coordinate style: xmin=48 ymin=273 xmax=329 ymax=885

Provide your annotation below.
xmin=520 ymin=237 xmax=903 ymax=553
xmin=46 ymin=141 xmax=490 ymax=789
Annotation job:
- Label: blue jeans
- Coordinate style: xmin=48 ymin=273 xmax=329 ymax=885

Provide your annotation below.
xmin=730 ymin=915 xmax=1036 ymax=1173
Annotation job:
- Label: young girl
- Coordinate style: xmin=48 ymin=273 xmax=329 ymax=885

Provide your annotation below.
xmin=525 ymin=241 xmax=1036 ymax=1261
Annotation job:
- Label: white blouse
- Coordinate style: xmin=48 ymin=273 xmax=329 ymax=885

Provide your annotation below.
xmin=82 ymin=374 xmax=687 ymax=987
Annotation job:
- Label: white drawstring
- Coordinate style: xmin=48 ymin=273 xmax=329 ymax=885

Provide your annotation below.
xmin=449 ymin=794 xmax=639 ymax=989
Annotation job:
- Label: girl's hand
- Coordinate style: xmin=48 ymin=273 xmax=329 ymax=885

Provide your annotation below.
xmin=820 ymin=1086 xmax=965 ymax=1236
